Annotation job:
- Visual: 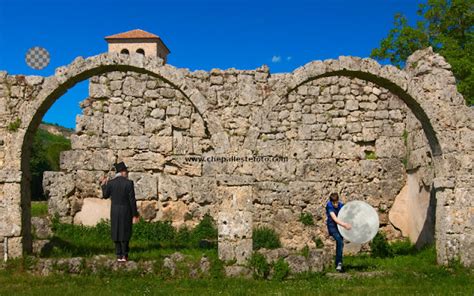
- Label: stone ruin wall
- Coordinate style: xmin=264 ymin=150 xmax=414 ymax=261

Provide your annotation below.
xmin=44 ymin=70 xmax=215 ymax=228
xmin=44 ymin=68 xmax=434 ymax=251
xmin=1 ymin=48 xmax=471 ymax=266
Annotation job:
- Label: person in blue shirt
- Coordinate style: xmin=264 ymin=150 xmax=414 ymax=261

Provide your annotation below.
xmin=326 ymin=192 xmax=351 ymax=272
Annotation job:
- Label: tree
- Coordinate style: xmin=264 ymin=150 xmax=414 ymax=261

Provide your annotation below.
xmin=30 ymin=129 xmax=71 ymax=200
xmin=371 ymin=0 xmax=474 ymax=106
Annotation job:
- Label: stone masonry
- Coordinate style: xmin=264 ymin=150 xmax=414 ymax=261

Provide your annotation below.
xmin=0 ymin=48 xmax=472 ymax=267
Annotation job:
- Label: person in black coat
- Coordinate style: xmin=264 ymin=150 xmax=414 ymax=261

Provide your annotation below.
xmin=100 ymin=162 xmax=139 ymax=262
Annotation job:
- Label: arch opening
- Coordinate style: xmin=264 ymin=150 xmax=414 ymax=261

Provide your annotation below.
xmin=252 ymin=72 xmax=440 ymax=250
xmin=19 ymin=62 xmax=212 ymax=253
xmin=288 ymin=70 xmax=442 ymax=156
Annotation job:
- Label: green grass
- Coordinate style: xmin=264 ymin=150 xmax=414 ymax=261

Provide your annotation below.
xmin=299 ymin=212 xmax=314 ymax=226
xmin=253 ymin=227 xmax=281 ymax=250
xmin=7 ymin=118 xmax=21 ymax=132
xmin=19 ymin=216 xmax=473 ymax=295
xmin=41 ymin=216 xmax=217 ymax=261
xmin=0 ymin=247 xmax=472 ymax=295
xmin=31 ymin=201 xmax=48 ymax=217
xmin=364 ymin=150 xmax=377 ymax=160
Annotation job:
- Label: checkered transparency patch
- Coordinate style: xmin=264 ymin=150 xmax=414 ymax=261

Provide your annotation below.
xmin=25 ymin=46 xmax=50 ymax=70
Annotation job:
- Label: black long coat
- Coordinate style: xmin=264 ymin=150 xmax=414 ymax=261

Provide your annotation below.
xmin=101 ymin=176 xmax=139 ymax=241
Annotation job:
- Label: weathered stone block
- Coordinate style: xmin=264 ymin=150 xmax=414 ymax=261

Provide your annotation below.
xmin=217 ymin=210 xmax=253 ymax=245
xmin=91 ymin=150 xmax=116 ymax=171
xmin=43 ymin=172 xmax=75 ymax=217
xmin=158 ymin=174 xmax=191 ymax=201
xmin=138 ymin=200 xmax=158 ymax=220
xmin=218 ymin=186 xmax=253 ymax=212
xmin=191 ymin=178 xmax=217 ymax=205
xmin=173 ymin=131 xmax=193 ymax=154
xmin=76 ymin=115 xmax=103 ymax=135
xmin=73 ymin=198 xmax=110 ymax=226
xmin=190 ymin=113 xmax=206 ymax=137
xmin=89 ymin=83 xmax=110 ymax=98
xmin=73 ymin=170 xmax=104 ymax=198
xmin=128 ymin=172 xmax=158 ymax=200
xmin=149 ymin=135 xmax=173 ymax=153
xmin=144 ymin=118 xmax=171 ymax=135
xmin=103 ymin=114 xmax=129 ymax=135
xmin=71 ymin=134 xmax=106 ymax=149
xmin=122 ymin=152 xmax=166 ymax=171
xmin=332 ymin=141 xmax=360 ymax=159
xmin=375 ymin=137 xmax=405 ymax=158
xmin=123 ymin=76 xmax=146 ymax=97
xmin=296 ymin=159 xmax=338 ymax=181
xmin=307 ymin=141 xmax=334 ymax=159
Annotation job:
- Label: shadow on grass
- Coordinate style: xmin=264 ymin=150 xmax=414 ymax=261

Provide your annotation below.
xmin=343 ymin=262 xmax=377 ymax=272
xmin=40 ymin=237 xmax=114 ymax=257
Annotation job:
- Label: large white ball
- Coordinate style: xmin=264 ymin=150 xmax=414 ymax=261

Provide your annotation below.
xmin=337 ymin=200 xmax=379 ymax=244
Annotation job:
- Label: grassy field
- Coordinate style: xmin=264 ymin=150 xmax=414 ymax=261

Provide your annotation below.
xmin=18 ymin=203 xmax=473 ymax=295
xmin=0 ymin=246 xmax=472 ymax=296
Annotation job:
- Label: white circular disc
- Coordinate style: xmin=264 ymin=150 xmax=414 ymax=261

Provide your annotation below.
xmin=337 ymin=200 xmax=379 ymax=244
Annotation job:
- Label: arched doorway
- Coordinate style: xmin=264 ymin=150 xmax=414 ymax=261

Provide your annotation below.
xmin=248 ymin=60 xmax=443 ymax=252
xmin=16 ymin=53 xmax=219 ymax=253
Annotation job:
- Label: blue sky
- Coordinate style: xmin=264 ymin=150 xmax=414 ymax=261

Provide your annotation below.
xmin=0 ymin=0 xmax=423 ymax=128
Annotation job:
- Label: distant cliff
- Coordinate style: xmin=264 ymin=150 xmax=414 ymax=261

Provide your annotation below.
xmin=39 ymin=122 xmax=73 ymax=139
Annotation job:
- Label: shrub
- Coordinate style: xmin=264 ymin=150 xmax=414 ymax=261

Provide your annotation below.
xmin=390 ymin=238 xmax=416 ymax=255
xmin=7 ymin=118 xmax=21 ymax=132
xmin=312 ymin=236 xmax=324 ymax=249
xmin=30 ymin=128 xmax=71 ymax=200
xmin=174 ymin=226 xmax=191 ymax=248
xmin=253 ymin=227 xmax=281 ymax=250
xmin=299 ymin=212 xmax=314 ymax=226
xmin=272 ymin=258 xmax=290 ymax=281
xmin=370 ymin=231 xmax=394 ymax=258
xmin=95 ymin=220 xmax=112 ymax=238
xmin=365 ymin=150 xmax=377 ymax=160
xmin=248 ymin=252 xmax=270 ymax=279
xmin=133 ymin=220 xmax=176 ymax=243
xmin=190 ymin=214 xmax=218 ymax=248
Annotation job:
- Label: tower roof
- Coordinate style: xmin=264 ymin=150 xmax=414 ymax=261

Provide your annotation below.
xmin=105 ymin=29 xmax=160 ymax=40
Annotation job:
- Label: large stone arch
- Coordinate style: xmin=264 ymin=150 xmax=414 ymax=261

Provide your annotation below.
xmin=1 ymin=53 xmax=227 ymax=255
xmin=245 ymin=48 xmax=473 ymax=266
xmin=247 ymin=56 xmax=440 ymax=156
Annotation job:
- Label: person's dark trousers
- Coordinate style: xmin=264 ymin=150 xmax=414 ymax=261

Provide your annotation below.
xmin=328 ymin=227 xmax=344 ymax=266
xmin=114 ymin=241 xmax=130 ymax=258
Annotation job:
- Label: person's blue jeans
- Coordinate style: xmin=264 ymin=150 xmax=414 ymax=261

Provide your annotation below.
xmin=328 ymin=226 xmax=344 ymax=266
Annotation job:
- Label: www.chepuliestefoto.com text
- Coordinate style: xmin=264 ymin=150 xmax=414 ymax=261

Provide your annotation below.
xmin=184 ymin=155 xmax=288 ymax=163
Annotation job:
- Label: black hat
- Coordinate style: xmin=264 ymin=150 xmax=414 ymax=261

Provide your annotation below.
xmin=114 ymin=162 xmax=128 ymax=173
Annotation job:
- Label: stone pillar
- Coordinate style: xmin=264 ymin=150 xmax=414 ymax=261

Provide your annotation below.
xmin=217 ymin=186 xmax=253 ymax=264
xmin=0 ymin=182 xmax=24 ymax=258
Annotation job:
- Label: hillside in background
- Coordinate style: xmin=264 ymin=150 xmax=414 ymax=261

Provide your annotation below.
xmin=31 ymin=122 xmax=72 ymax=200
xmin=38 ymin=122 xmax=74 ymax=139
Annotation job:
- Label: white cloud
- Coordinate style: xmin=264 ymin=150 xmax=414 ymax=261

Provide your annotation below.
xmin=287 ymin=56 xmax=292 ymax=61
xmin=272 ymin=55 xmax=281 ymax=63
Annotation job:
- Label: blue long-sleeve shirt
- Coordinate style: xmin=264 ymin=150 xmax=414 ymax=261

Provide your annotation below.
xmin=326 ymin=200 xmax=343 ymax=229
